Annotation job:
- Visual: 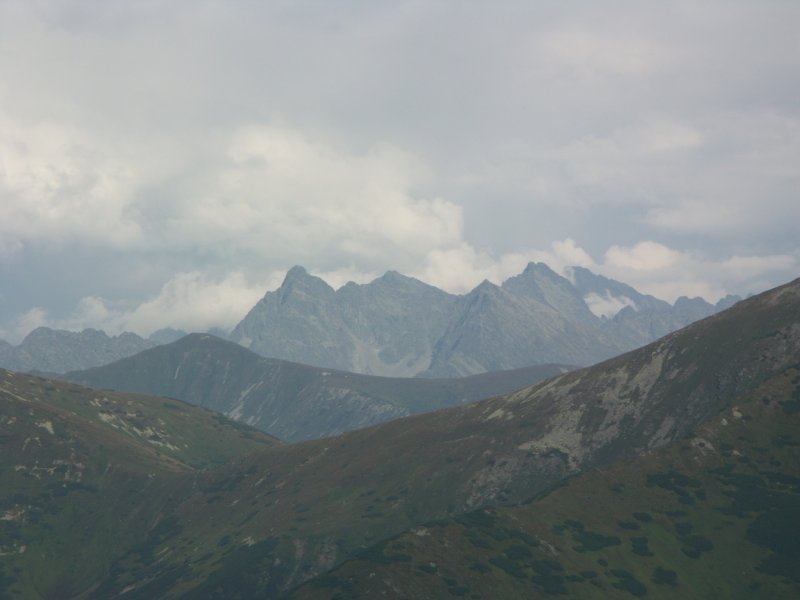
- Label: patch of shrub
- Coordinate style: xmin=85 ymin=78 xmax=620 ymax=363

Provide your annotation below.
xmin=572 ymin=530 xmax=621 ymax=552
xmin=505 ymin=544 xmax=533 ymax=561
xmin=489 ymin=557 xmax=527 ymax=579
xmin=457 ymin=510 xmax=496 ymax=528
xmin=531 ymin=574 xmax=567 ymax=596
xmin=630 ymin=536 xmax=653 ymax=557
xmin=610 ymin=569 xmax=648 ymax=597
xmin=531 ymin=559 xmax=564 ymax=575
xmin=651 ymin=566 xmax=678 ymax=587
xmin=469 ymin=561 xmax=490 ymax=574
xmin=673 ymin=522 xmax=692 ymax=535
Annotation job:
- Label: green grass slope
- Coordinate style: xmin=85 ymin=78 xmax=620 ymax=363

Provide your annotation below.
xmin=291 ymin=365 xmax=800 ymax=599
xmin=0 ymin=370 xmax=278 ymax=598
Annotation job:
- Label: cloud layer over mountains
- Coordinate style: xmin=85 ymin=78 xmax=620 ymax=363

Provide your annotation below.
xmin=1 ymin=1 xmax=798 ymax=341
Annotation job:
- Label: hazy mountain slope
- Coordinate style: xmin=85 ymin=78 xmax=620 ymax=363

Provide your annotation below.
xmin=230 ymin=263 xmax=737 ymax=377
xmin=569 ymin=266 xmax=742 ymax=346
xmin=65 ymin=334 xmax=569 ymax=442
xmin=294 ymin=365 xmax=800 ymax=599
xmin=0 ymin=327 xmax=157 ymax=373
xmin=336 ymin=271 xmax=455 ymax=375
xmin=147 ymin=327 xmax=189 ymax=344
xmin=424 ymin=279 xmax=623 ymax=377
xmin=503 ymin=262 xmax=599 ymax=324
xmin=0 ymin=371 xmax=277 ymax=598
xmin=75 ymin=277 xmax=800 ymax=597
xmin=231 ymin=266 xmax=455 ymax=376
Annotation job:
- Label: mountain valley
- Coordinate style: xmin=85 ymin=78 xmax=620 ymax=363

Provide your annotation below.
xmin=0 ymin=277 xmax=796 ymax=598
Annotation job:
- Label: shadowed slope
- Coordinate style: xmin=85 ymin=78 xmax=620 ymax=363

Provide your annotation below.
xmin=65 ymin=335 xmax=570 ymax=441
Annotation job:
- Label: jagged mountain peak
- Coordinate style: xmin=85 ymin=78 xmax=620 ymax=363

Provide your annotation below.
xmin=521 ymin=261 xmax=560 ymax=278
xmin=23 ymin=326 xmax=106 ymax=342
xmin=0 ymin=326 xmax=156 ymax=374
xmin=473 ymin=279 xmax=500 ymax=293
xmin=284 ymin=264 xmax=309 ymax=279
xmin=373 ymin=269 xmax=425 ymax=288
xmin=281 ymin=265 xmax=333 ymax=291
xmin=228 ymin=263 xmax=742 ymax=377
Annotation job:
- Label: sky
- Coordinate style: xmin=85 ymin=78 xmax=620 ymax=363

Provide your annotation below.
xmin=1 ymin=0 xmax=798 ymax=342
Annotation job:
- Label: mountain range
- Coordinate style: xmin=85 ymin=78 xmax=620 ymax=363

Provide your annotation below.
xmin=63 ymin=334 xmax=569 ymax=442
xmin=1 ymin=276 xmax=796 ymax=598
xmin=0 ymin=327 xmax=187 ymax=373
xmin=231 ymin=263 xmax=740 ymax=377
xmin=0 ymin=264 xmax=738 ymax=378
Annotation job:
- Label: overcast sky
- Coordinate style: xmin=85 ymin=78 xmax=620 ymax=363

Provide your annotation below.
xmin=1 ymin=0 xmax=798 ymax=342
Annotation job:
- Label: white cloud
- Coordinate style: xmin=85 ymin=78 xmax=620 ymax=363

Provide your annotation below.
xmin=549 ymin=239 xmax=595 ymax=270
xmin=0 ymin=2 xmax=797 ymax=342
xmin=0 ymin=113 xmax=142 ymax=249
xmin=119 ymin=271 xmax=268 ymax=335
xmin=598 ymin=241 xmax=798 ymax=303
xmin=207 ymin=125 xmax=463 ymax=265
xmin=3 ymin=237 xmax=796 ymax=342
xmin=584 ymin=292 xmax=637 ymax=319
xmin=605 ymin=241 xmax=682 ymax=271
xmin=2 ymin=271 xmax=271 ymax=342
xmin=537 ymin=28 xmax=671 ymax=77
xmin=1 ymin=307 xmax=49 ymax=343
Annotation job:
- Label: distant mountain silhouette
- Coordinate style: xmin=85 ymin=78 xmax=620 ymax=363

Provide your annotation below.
xmin=231 ymin=263 xmax=740 ymax=376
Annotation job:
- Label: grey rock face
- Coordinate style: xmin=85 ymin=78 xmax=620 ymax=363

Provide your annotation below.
xmin=231 ymin=266 xmax=455 ymax=376
xmin=0 ymin=327 xmax=157 ymax=374
xmin=231 ymin=263 xmax=737 ymax=376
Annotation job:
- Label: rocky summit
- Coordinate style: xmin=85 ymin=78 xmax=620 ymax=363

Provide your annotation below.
xmin=231 ymin=263 xmax=740 ymax=377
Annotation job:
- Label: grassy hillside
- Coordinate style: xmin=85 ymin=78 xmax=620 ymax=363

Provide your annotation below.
xmin=0 ymin=370 xmax=278 ymax=598
xmin=291 ymin=365 xmax=800 ymax=599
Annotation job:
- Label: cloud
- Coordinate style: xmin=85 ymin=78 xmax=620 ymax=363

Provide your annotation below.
xmin=2 ymin=271 xmax=272 ymax=342
xmin=0 ymin=113 xmax=142 ymax=250
xmin=537 ymin=28 xmax=671 ymax=77
xmin=1 ymin=307 xmax=49 ymax=343
xmin=0 ymin=2 xmax=797 ymax=341
xmin=605 ymin=242 xmax=682 ymax=271
xmin=583 ymin=292 xmax=637 ymax=319
xmin=3 ymin=237 xmax=796 ymax=342
xmin=598 ymin=241 xmax=798 ymax=303
xmin=118 ymin=271 xmax=269 ymax=335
